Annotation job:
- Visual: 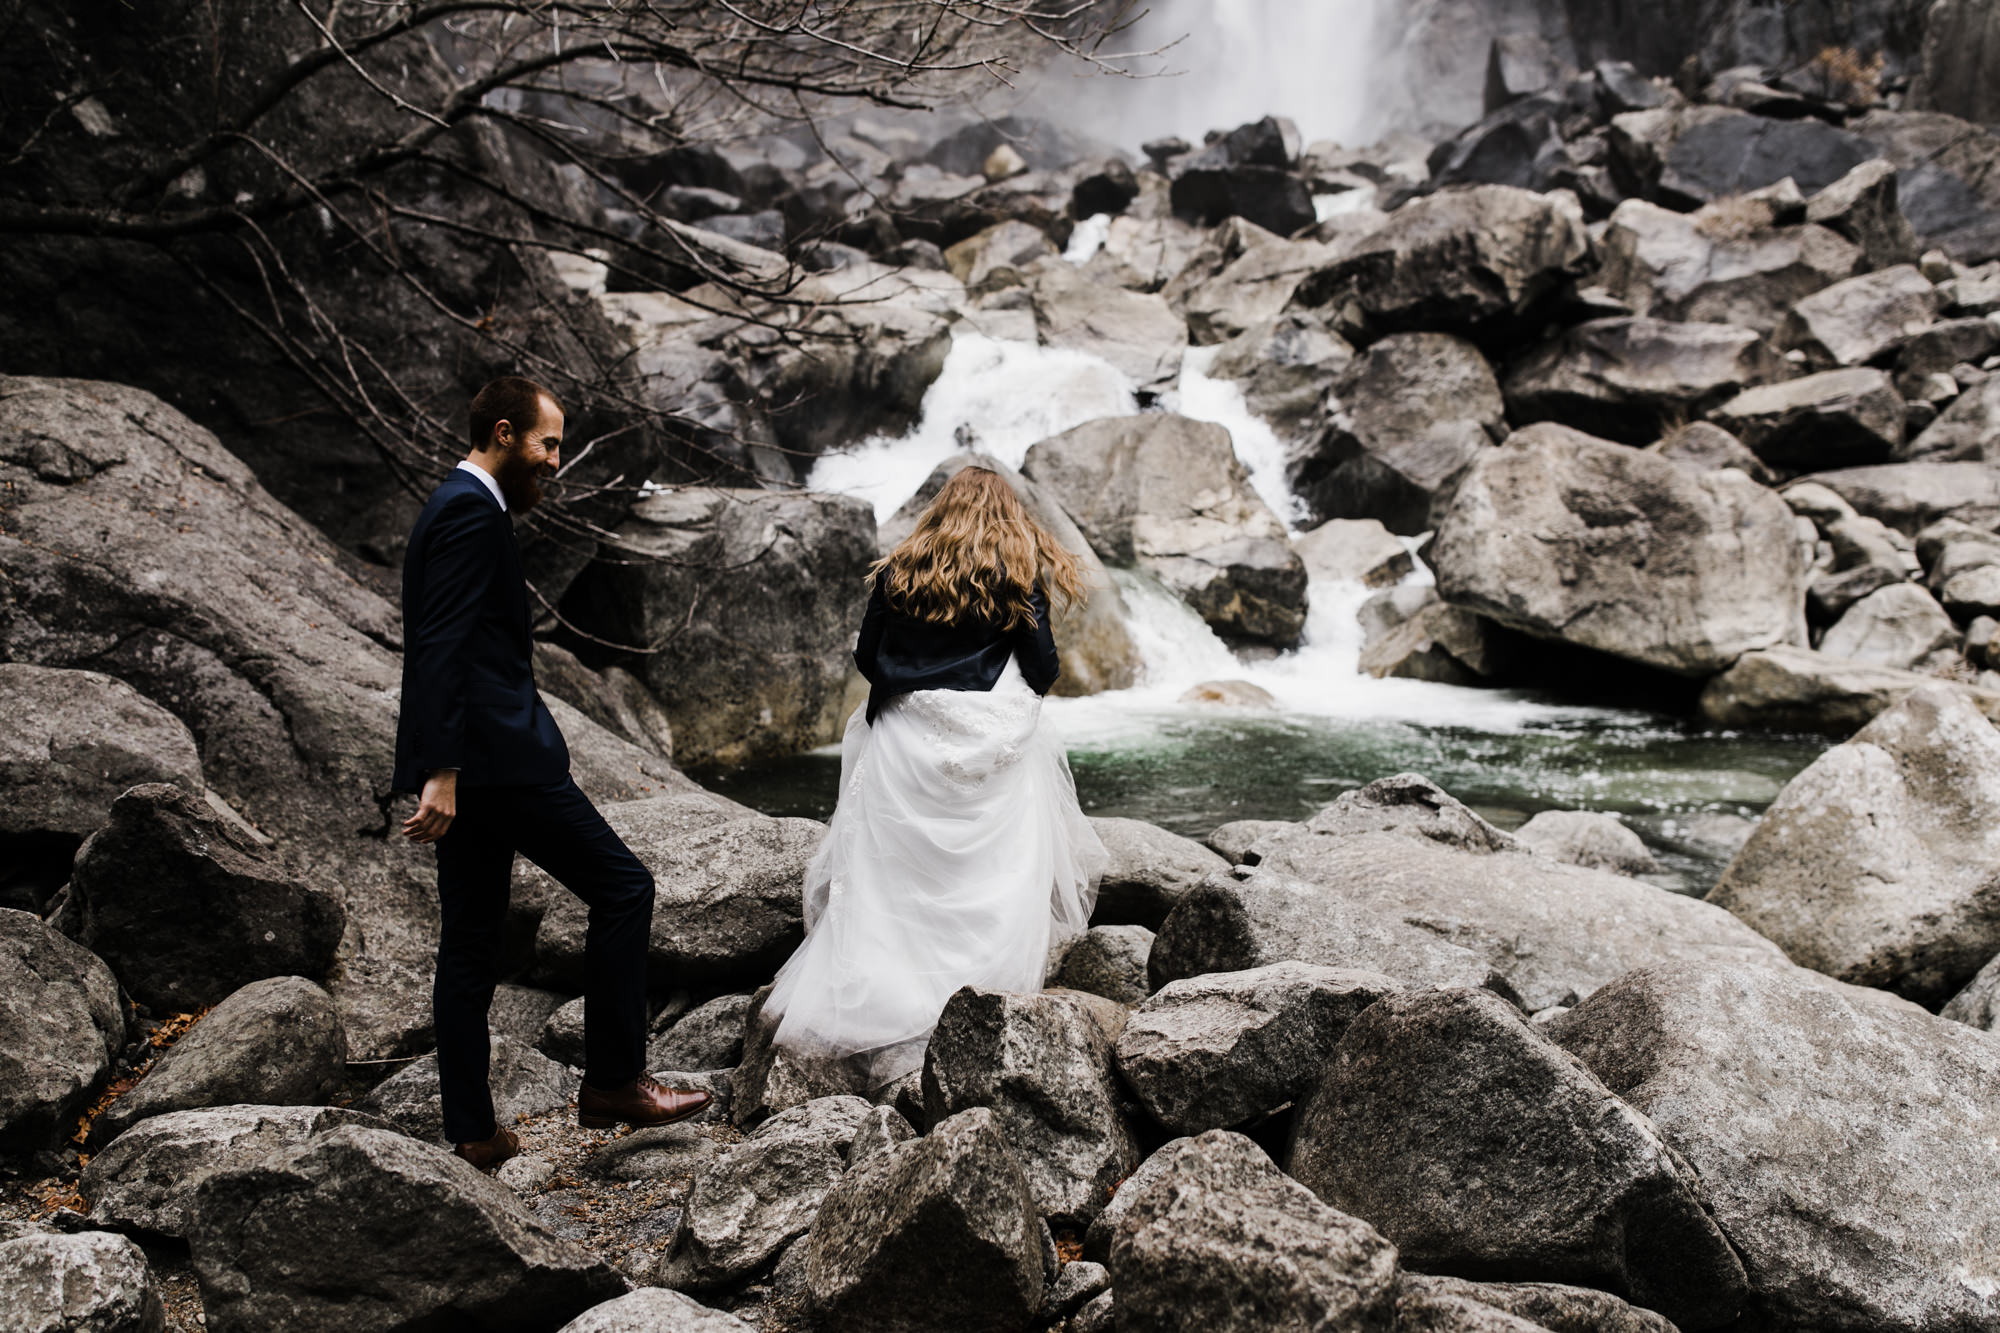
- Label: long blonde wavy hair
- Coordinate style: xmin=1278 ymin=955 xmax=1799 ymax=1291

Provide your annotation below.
xmin=871 ymin=466 xmax=1088 ymax=629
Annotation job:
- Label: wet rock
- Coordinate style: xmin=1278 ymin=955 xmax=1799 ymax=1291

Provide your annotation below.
xmin=1359 ymin=599 xmax=1509 ymax=685
xmin=1551 ymin=961 xmax=2000 ymax=1331
xmin=1086 ymin=817 xmax=1230 ymax=930
xmin=1107 ymin=1130 xmax=1400 ymax=1333
xmin=67 ymin=784 xmax=344 ymax=1012
xmin=84 ymin=1105 xmax=387 ymax=1239
xmin=187 ymin=1124 xmax=626 ymax=1332
xmin=1028 ymin=258 xmax=1186 ymax=392
xmin=1504 ymin=317 xmax=1793 ymax=445
xmin=1711 ymin=685 xmax=2000 ymax=1003
xmin=0 ymin=664 xmax=201 ymax=913
xmin=0 ymin=1230 xmax=166 ymax=1333
xmin=1231 ymin=776 xmax=1789 ymax=1011
xmin=648 ymin=992 xmax=753 ymax=1073
xmin=1025 ymin=414 xmax=1307 ymax=645
xmin=1294 ymin=519 xmax=1414 ymax=588
xmin=1291 ymin=988 xmax=1745 ymax=1330
xmin=1287 ymin=332 xmax=1505 ymax=534
xmin=1600 ymin=199 xmax=1862 ymax=335
xmin=1806 ymin=159 xmax=1923 ymax=270
xmin=534 ymin=815 xmax=822 ymax=991
xmin=1514 ymin=810 xmax=1659 ymax=876
xmin=1206 ymin=314 xmax=1356 ymax=440
xmin=556 ymin=1287 xmax=755 ymax=1332
xmin=1400 ymin=1274 xmax=1678 ymax=1333
xmin=1698 ymin=643 xmax=2000 ymax=731
xmin=555 ymin=488 xmax=878 ymax=766
xmin=1776 ymin=266 xmax=1942 ymax=370
xmin=1050 ymin=926 xmax=1154 ymax=1007
xmin=1819 ymin=583 xmax=1957 ymax=669
xmin=807 ymin=1107 xmax=1044 ymax=1333
xmin=359 ymin=1036 xmax=577 ymax=1146
xmin=89 ymin=977 xmax=344 ymax=1149
xmin=661 ymin=1094 xmax=876 ymax=1290
xmin=0 ymin=907 xmax=123 ymax=1152
xmin=1073 ymin=159 xmax=1141 ymax=219
xmin=1710 ymin=367 xmax=1905 ymax=474
xmin=1292 ymin=185 xmax=1591 ymax=340
xmin=1115 ymin=962 xmax=1401 ymax=1134
xmin=881 ymin=452 xmax=1142 ymax=697
xmin=921 ymin=988 xmax=1141 ymax=1226
xmin=1431 ymin=423 xmax=1808 ymax=675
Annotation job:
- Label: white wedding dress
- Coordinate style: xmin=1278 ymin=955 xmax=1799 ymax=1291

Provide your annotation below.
xmin=762 ymin=657 xmax=1105 ymax=1092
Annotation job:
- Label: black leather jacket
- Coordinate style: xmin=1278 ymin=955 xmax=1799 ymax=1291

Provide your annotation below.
xmin=854 ymin=582 xmax=1060 ymax=723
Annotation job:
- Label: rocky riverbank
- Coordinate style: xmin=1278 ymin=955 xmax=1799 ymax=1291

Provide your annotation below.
xmin=10 ymin=7 xmax=2000 ymax=1333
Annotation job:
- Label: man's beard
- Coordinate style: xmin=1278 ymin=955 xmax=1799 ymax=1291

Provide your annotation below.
xmin=495 ymin=450 xmax=556 ymax=512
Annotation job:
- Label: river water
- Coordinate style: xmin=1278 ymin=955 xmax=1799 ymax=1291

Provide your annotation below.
xmin=698 ymin=313 xmax=1827 ymax=894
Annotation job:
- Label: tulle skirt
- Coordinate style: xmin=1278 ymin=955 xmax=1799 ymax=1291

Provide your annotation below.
xmin=763 ymin=657 xmax=1105 ymax=1092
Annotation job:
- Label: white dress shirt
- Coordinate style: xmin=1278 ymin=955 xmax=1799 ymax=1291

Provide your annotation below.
xmin=456 ymin=458 xmax=507 ymax=511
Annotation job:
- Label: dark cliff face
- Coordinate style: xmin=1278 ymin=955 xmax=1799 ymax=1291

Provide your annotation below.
xmin=0 ymin=1 xmax=656 ymax=586
xmin=1557 ymin=0 xmax=1935 ymax=85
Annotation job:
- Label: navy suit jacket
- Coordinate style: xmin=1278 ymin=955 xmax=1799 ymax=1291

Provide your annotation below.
xmin=391 ymin=469 xmax=569 ymax=793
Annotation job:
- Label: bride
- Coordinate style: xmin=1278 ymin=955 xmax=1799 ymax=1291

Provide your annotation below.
xmin=760 ymin=464 xmax=1107 ymax=1092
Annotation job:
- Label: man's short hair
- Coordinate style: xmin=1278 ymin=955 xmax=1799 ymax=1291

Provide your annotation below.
xmin=468 ymin=376 xmax=556 ymax=450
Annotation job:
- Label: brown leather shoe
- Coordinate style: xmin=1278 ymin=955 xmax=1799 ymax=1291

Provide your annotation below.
xmin=577 ymin=1074 xmax=711 ymax=1129
xmin=453 ymin=1126 xmax=520 ymax=1172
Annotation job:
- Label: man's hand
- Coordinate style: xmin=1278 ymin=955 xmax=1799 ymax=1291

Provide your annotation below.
xmin=403 ymin=770 xmax=458 ymax=844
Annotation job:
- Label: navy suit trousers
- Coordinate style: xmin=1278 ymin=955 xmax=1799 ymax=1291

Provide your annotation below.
xmin=431 ymin=777 xmax=652 ymax=1143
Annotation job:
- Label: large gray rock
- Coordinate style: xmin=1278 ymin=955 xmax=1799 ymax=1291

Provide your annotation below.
xmin=89 ymin=977 xmax=345 ymax=1149
xmin=1504 ymin=317 xmax=1793 ymax=445
xmin=1287 ymin=332 xmax=1505 ymax=534
xmin=556 ymin=1288 xmax=754 ymax=1333
xmin=1291 ymin=988 xmax=1745 ymax=1331
xmin=1028 ymin=257 xmax=1186 ymax=391
xmin=806 ymin=1107 xmax=1044 ymax=1333
xmin=879 ymin=451 xmax=1142 ymax=697
xmin=1359 ymin=595 xmax=1511 ymax=685
xmin=1212 ymin=776 xmax=1790 ymax=1011
xmin=1600 ymin=198 xmax=1863 ymax=334
xmin=84 ymin=1104 xmax=389 ymax=1239
xmin=1207 ymin=313 xmax=1357 ymax=441
xmin=0 ymin=1231 xmax=166 ymax=1333
xmin=359 ymin=1036 xmax=577 ymax=1146
xmin=0 ymin=664 xmax=201 ymax=912
xmin=1049 ymin=925 xmax=1154 ymax=1007
xmin=1699 ymin=643 xmax=2000 ymax=732
xmin=648 ymin=992 xmax=754 ymax=1073
xmin=1087 ymin=816 xmax=1230 ymax=929
xmin=1942 ymin=951 xmax=2000 ymax=1030
xmin=1432 ymin=423 xmax=1808 ymax=676
xmin=921 ymin=988 xmax=1141 ymax=1226
xmin=1818 ymin=583 xmax=1958 ymax=670
xmin=1777 ymin=265 xmax=1942 ymax=370
xmin=1805 ymin=159 xmax=1923 ymax=271
xmin=1648 ymin=420 xmax=1778 ymax=484
xmin=66 ymin=783 xmax=344 ymax=1012
xmin=1800 ymin=461 xmax=2000 ymax=535
xmin=1292 ymin=184 xmax=1591 ymax=339
xmin=1513 ymin=810 xmax=1659 ymax=876
xmin=1399 ymin=1274 xmax=1678 ymax=1333
xmin=1293 ymin=518 xmax=1414 ymax=589
xmin=534 ymin=814 xmax=822 ymax=990
xmin=1910 ymin=371 xmax=2000 ymax=462
xmin=1709 ymin=368 xmax=1905 ymax=473
xmin=556 ymin=487 xmax=877 ymax=766
xmin=187 ymin=1124 xmax=626 ymax=1332
xmin=1711 ymin=685 xmax=2000 ymax=1004
xmin=1172 ymin=229 xmax=1344 ymax=346
xmin=0 ymin=907 xmax=123 ymax=1152
xmin=1114 ymin=962 xmax=1401 ymax=1134
xmin=661 ymin=1095 xmax=877 ymax=1289
xmin=1550 ymin=962 xmax=2000 ymax=1331
xmin=1024 ymin=415 xmax=1308 ymax=646
xmin=1107 ymin=1130 xmax=1401 ymax=1333
xmin=0 ymin=376 xmax=705 ymax=1060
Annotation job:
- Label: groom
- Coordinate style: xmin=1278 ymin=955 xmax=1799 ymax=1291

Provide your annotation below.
xmin=393 ymin=375 xmax=708 ymax=1169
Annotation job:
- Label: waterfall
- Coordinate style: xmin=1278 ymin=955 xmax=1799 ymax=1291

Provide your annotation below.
xmin=807 ymin=329 xmax=1619 ymax=737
